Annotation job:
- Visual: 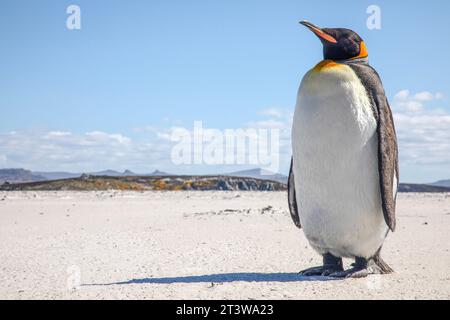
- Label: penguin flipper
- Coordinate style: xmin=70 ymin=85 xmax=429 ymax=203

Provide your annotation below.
xmin=288 ymin=157 xmax=301 ymax=228
xmin=347 ymin=62 xmax=399 ymax=232
xmin=375 ymin=95 xmax=398 ymax=231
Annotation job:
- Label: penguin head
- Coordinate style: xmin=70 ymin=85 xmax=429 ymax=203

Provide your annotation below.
xmin=300 ymin=21 xmax=368 ymax=61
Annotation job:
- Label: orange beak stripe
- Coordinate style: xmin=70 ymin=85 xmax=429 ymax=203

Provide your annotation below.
xmin=308 ymin=26 xmax=338 ymax=44
xmin=299 ymin=21 xmax=338 ymax=43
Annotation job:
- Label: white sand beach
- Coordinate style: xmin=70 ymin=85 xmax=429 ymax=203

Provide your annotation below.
xmin=0 ymin=191 xmax=449 ymax=300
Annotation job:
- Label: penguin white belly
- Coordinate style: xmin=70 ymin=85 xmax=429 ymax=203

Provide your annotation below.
xmin=292 ymin=61 xmax=389 ymax=259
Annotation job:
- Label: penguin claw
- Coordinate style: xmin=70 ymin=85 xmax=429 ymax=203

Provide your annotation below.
xmin=329 ymin=268 xmax=370 ymax=278
xmin=299 ymin=266 xmax=343 ymax=277
xmin=329 ymin=264 xmax=386 ymax=278
xmin=329 ymin=257 xmax=389 ymax=278
xmin=299 ymin=253 xmax=344 ymax=277
xmin=298 ymin=266 xmax=324 ymax=276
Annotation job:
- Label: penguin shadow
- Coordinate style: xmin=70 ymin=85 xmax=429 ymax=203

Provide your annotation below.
xmin=84 ymin=272 xmax=337 ymax=286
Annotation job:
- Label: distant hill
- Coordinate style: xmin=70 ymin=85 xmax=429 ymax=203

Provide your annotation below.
xmin=33 ymin=170 xmax=129 ymax=180
xmin=148 ymin=170 xmax=170 ymax=176
xmin=227 ymin=168 xmax=288 ymax=184
xmin=0 ymin=168 xmax=46 ymax=184
xmin=0 ymin=175 xmax=287 ymax=192
xmin=89 ymin=169 xmax=132 ymax=177
xmin=32 ymin=169 xmax=169 ymax=180
xmin=429 ymin=179 xmax=450 ymax=188
xmin=33 ymin=171 xmax=81 ymax=180
xmin=398 ymin=183 xmax=450 ymax=193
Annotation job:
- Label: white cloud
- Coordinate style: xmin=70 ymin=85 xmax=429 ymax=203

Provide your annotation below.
xmin=45 ymin=131 xmax=72 ymax=138
xmin=258 ymin=108 xmax=285 ymax=119
xmin=0 ymin=130 xmax=173 ymax=172
xmin=392 ymin=90 xmax=450 ymax=169
xmin=1 ymin=99 xmax=448 ymax=180
xmin=0 ymin=154 xmax=7 ymax=166
xmin=435 ymin=92 xmax=444 ymax=100
xmin=393 ymin=90 xmax=445 ymax=114
xmin=84 ymin=131 xmax=131 ymax=145
xmin=413 ymin=91 xmax=434 ymax=101
xmin=249 ymin=108 xmax=292 ymax=147
xmin=394 ymin=89 xmax=410 ymax=100
xmin=0 ymin=112 xmax=295 ymax=174
xmin=394 ymin=90 xmax=423 ymax=112
xmin=249 ymin=108 xmax=293 ymax=172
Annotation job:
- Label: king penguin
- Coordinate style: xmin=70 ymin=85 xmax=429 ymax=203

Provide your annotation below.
xmin=288 ymin=21 xmax=399 ymax=278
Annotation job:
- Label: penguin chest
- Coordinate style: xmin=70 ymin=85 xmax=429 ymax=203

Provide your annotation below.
xmin=292 ymin=62 xmax=388 ymax=258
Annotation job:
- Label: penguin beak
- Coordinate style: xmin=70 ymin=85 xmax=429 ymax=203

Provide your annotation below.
xmin=299 ymin=20 xmax=337 ymax=44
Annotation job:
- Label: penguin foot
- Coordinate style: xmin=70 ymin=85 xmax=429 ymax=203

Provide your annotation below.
xmin=299 ymin=253 xmax=343 ymax=276
xmin=329 ymin=268 xmax=370 ymax=278
xmin=329 ymin=256 xmax=386 ymax=278
xmin=298 ymin=265 xmax=343 ymax=276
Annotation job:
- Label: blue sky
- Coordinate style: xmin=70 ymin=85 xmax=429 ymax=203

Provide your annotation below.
xmin=0 ymin=0 xmax=449 ymax=182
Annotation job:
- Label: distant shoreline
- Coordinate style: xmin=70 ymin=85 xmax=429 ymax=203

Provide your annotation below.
xmin=0 ymin=175 xmax=287 ymax=192
xmin=1 ymin=174 xmax=450 ymax=193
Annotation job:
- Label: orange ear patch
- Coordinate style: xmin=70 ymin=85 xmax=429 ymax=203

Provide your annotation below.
xmin=313 ymin=60 xmax=342 ymax=72
xmin=352 ymin=41 xmax=368 ymax=59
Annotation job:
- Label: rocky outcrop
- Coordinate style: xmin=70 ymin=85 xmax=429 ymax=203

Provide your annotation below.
xmin=0 ymin=175 xmax=287 ymax=191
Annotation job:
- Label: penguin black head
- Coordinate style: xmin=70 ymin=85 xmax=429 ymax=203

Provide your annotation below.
xmin=300 ymin=21 xmax=368 ymax=61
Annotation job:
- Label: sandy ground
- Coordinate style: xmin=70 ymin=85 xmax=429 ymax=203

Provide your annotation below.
xmin=0 ymin=191 xmax=449 ymax=300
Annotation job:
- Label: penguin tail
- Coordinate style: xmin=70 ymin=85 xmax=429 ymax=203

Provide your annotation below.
xmin=373 ymin=249 xmax=394 ymax=274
